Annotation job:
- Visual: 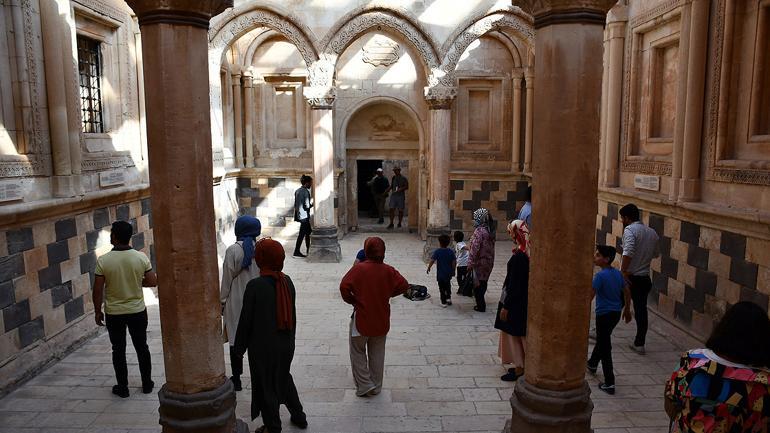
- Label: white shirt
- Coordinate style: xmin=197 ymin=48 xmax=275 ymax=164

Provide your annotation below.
xmin=621 ymin=221 xmax=659 ymax=276
xmin=455 ymin=241 xmax=469 ymax=267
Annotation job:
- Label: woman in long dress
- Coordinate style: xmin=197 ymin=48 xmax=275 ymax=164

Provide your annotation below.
xmin=495 ymin=219 xmax=530 ymax=381
xmin=467 ymin=208 xmax=496 ymax=312
xmin=234 ymin=238 xmax=307 ymax=433
xmin=220 ymin=216 xmax=262 ymax=391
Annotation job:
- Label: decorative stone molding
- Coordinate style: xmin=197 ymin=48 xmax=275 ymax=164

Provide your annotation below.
xmin=629 ymin=0 xmax=686 ymax=28
xmin=424 ymin=86 xmax=457 ymax=110
xmin=0 ymin=156 xmax=49 ymax=177
xmin=621 ymin=159 xmax=673 ymax=176
xmin=125 ymin=0 xmax=233 ymax=28
xmin=81 ymin=154 xmax=135 ymax=172
xmin=20 ymin=0 xmax=45 ymax=155
xmin=303 ymin=86 xmax=336 ymax=110
xmin=307 ymin=60 xmax=335 ymax=88
xmin=518 ymin=0 xmax=617 ymax=19
xmin=72 ymin=0 xmax=127 ymax=23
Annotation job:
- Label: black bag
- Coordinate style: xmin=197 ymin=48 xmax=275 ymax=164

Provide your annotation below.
xmin=459 ymin=271 xmax=475 ymax=297
xmin=403 ymin=284 xmax=430 ymax=301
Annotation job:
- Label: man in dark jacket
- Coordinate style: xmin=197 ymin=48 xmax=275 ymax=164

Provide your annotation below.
xmin=293 ymin=175 xmax=313 ymax=258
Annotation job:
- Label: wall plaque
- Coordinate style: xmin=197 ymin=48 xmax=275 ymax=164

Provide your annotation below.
xmin=362 ymin=36 xmax=401 ymax=67
xmin=100 ymin=170 xmax=126 ymax=187
xmin=0 ymin=180 xmax=24 ymax=202
xmin=634 ymin=174 xmax=660 ymax=191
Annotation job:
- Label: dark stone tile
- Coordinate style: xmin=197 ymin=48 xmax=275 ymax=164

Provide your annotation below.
xmin=6 ymin=227 xmax=34 ymax=254
xmin=720 ymin=231 xmax=746 ymax=259
xmin=236 ymin=177 xmax=251 ymax=188
xmin=595 ymin=230 xmax=603 ymax=244
xmin=0 ymin=253 xmax=25 ymax=283
xmin=450 ymin=218 xmax=463 ymax=230
xmin=79 ymin=252 xmax=97 ymax=275
xmin=131 ymin=232 xmax=145 ymax=251
xmin=462 ymin=200 xmax=476 ymax=211
xmin=3 ymin=299 xmax=31 ymax=332
xmin=601 ymin=216 xmax=612 ymax=234
xmin=129 ymin=219 xmax=138 ymax=236
xmin=116 ymin=204 xmax=130 ymax=222
xmin=38 ymin=265 xmax=62 ymax=291
xmin=268 ymin=177 xmax=285 ymax=188
xmin=687 ymin=244 xmax=709 ymax=270
xmin=695 ymin=269 xmax=718 ymax=296
xmin=50 ymin=282 xmax=73 ymax=308
xmin=238 ymin=187 xmax=259 ymax=198
xmin=18 ymin=316 xmax=44 ymax=348
xmin=659 ymin=236 xmax=672 ymax=258
xmin=0 ymin=280 xmax=14 ymax=309
xmin=150 ymin=245 xmax=156 ymax=270
xmin=141 ymin=198 xmax=152 ymax=216
xmin=660 ymin=256 xmax=678 ymax=280
xmin=450 ymin=180 xmax=464 ymax=196
xmin=680 ymin=221 xmax=700 ymax=245
xmin=86 ymin=230 xmax=99 ymax=251
xmin=652 ymin=270 xmax=668 ymax=294
xmin=730 ymin=258 xmax=758 ymax=290
xmin=333 ymin=197 xmax=338 ymax=210
xmin=739 ymin=288 xmax=769 ymax=312
xmin=648 ymin=213 xmax=664 ymax=237
xmin=480 ymin=181 xmax=499 ymax=193
xmin=93 ymin=207 xmax=110 ymax=229
xmin=54 ymin=218 xmax=77 ymax=241
xmin=47 ymin=240 xmax=69 ymax=265
xmin=64 ymin=296 xmax=85 ymax=323
xmin=471 ymin=190 xmax=490 ymax=203
xmin=674 ymin=301 xmax=692 ymax=325
xmin=614 ymin=237 xmax=622 ymax=254
xmin=683 ymin=285 xmax=705 ymax=312
xmin=607 ymin=202 xmax=619 ymax=220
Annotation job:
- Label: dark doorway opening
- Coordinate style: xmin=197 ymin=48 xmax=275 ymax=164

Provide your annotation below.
xmin=357 ymin=159 xmax=382 ymax=217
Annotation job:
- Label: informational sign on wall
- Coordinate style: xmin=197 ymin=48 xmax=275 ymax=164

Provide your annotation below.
xmin=634 ymin=174 xmax=660 ymax=191
xmin=99 ymin=170 xmax=125 ymax=187
xmin=0 ymin=180 xmax=24 ymax=202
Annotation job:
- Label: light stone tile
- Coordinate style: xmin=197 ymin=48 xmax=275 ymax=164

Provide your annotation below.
xmin=427 ymin=378 xmax=477 ymax=389
xmin=473 ymin=401 xmax=510 ymax=415
xmin=440 ymin=415 xmax=509 ymax=431
xmin=32 ymin=222 xmax=55 ymax=247
xmin=60 ymin=257 xmax=81 ymax=285
xmin=362 ymin=416 xmax=443 ymax=432
xmin=461 ymin=388 xmax=502 ymax=401
xmin=31 ymin=411 xmax=99 ymax=428
xmin=391 ymin=389 xmax=463 ymax=402
xmin=405 ymin=402 xmax=477 ymax=416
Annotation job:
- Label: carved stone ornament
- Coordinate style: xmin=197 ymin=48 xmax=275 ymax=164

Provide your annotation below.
xmin=303 ymin=86 xmax=336 ymax=109
xmin=424 ymin=86 xmax=457 ymax=110
xmin=362 ymin=36 xmax=401 ymax=67
xmin=517 ymin=0 xmax=617 ymax=27
xmin=307 ymin=60 xmax=335 ymax=88
xmin=125 ymin=0 xmax=233 ymax=28
xmin=0 ymin=156 xmax=49 ymax=178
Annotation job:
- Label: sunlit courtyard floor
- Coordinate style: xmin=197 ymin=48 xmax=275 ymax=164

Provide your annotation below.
xmin=0 ymin=232 xmax=691 ymax=433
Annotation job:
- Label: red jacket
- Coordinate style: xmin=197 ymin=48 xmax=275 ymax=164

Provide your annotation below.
xmin=340 ymin=261 xmax=409 ymax=337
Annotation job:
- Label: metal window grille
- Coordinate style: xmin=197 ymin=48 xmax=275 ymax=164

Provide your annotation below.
xmin=77 ymin=36 xmax=104 ymax=133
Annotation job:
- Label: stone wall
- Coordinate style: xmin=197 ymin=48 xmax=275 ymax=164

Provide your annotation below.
xmin=0 ymin=191 xmax=154 ymax=392
xmin=596 ymin=196 xmax=770 ymax=340
xmin=449 ymin=177 xmax=530 ymax=238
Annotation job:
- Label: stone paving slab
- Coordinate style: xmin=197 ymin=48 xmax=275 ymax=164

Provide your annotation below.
xmin=0 ymin=233 xmax=688 ymax=432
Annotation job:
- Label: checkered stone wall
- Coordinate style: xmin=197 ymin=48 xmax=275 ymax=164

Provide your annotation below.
xmin=597 ymin=199 xmax=770 ymax=339
xmin=449 ymin=179 xmax=530 ymax=238
xmin=0 ymin=197 xmax=154 ymax=391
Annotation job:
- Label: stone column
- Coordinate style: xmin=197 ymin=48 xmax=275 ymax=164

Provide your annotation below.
xmin=505 ymin=2 xmax=615 ymax=432
xmin=423 ymin=86 xmax=457 ymax=260
xmin=304 ymin=86 xmax=341 ymax=262
xmin=512 ymin=75 xmax=523 ymax=173
xmin=678 ymin=0 xmax=709 ymax=202
xmin=243 ymin=72 xmax=255 ymax=168
xmin=231 ymin=71 xmax=243 ymax=168
xmin=523 ymin=72 xmax=534 ymax=173
xmin=601 ymin=5 xmax=628 ymax=188
xmin=123 ymin=2 xmax=247 ymax=433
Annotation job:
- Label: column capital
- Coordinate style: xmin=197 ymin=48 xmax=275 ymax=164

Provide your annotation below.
xmin=304 ymin=86 xmax=336 ymax=110
xmin=424 ymin=86 xmax=457 ymax=110
xmin=125 ymin=0 xmax=232 ymax=28
xmin=518 ymin=0 xmax=616 ymax=28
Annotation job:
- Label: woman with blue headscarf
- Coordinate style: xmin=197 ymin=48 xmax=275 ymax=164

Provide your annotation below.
xmin=220 ymin=215 xmax=261 ymax=391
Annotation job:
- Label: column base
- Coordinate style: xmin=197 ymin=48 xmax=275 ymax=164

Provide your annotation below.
xmin=307 ymin=226 xmax=341 ymax=263
xmin=158 ymin=379 xmax=248 ymax=433
xmin=504 ymin=378 xmax=593 ymax=433
xmin=423 ymin=227 xmax=450 ymax=262
xmin=52 ymin=175 xmax=81 ymax=198
xmin=678 ymin=178 xmax=700 ymax=202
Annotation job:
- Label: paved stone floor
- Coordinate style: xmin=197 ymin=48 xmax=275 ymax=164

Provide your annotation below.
xmin=0 ymin=232 xmax=693 ymax=433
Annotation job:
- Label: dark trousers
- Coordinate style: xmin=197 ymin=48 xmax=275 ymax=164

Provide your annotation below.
xmin=294 ymin=218 xmax=312 ymax=253
xmin=106 ymin=309 xmax=152 ymax=387
xmin=629 ymin=275 xmax=652 ymax=346
xmin=262 ymin=374 xmax=305 ymax=433
xmin=588 ymin=311 xmax=621 ymax=385
xmin=229 ymin=347 xmax=243 ymax=378
xmin=437 ymin=278 xmax=452 ymax=304
xmin=474 ymin=280 xmax=488 ymax=311
xmin=374 ymin=193 xmax=387 ymax=219
xmin=456 ymin=266 xmax=467 ymax=292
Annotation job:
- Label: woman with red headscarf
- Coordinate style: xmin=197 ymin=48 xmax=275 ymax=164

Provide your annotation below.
xmin=340 ymin=237 xmax=410 ymax=397
xmin=234 ymin=238 xmax=307 ymax=433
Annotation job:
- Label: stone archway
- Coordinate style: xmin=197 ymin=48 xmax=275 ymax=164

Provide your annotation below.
xmin=338 ymin=97 xmax=425 ymax=234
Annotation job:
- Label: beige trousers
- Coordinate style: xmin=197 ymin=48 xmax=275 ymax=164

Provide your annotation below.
xmin=349 ymin=320 xmax=387 ymax=395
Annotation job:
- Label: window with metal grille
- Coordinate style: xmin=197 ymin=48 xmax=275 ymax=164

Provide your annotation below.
xmin=77 ymin=35 xmax=104 ymax=133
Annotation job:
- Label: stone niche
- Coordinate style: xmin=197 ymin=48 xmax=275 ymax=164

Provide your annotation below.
xmin=345 ymin=104 xmax=419 ymax=149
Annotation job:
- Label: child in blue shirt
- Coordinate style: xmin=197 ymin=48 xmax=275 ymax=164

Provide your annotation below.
xmin=427 ymin=234 xmax=456 ymax=307
xmin=587 ymin=244 xmax=631 ymax=395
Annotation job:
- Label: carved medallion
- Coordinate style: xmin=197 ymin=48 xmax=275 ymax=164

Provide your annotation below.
xmin=362 ymin=36 xmax=401 ymax=67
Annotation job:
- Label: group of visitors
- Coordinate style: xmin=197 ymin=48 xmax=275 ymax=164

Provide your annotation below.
xmin=365 ymin=166 xmax=409 ymax=229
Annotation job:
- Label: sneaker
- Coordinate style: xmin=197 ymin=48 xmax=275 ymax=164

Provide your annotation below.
xmin=628 ymin=344 xmax=646 ymax=355
xmin=142 ymin=380 xmax=155 ymax=394
xmin=598 ymin=382 xmax=615 ymax=395
xmin=446 ymin=300 xmax=452 ymax=306
xmin=386 ymin=224 xmax=394 ymax=229
xmin=441 ymin=303 xmax=448 ymax=308
xmin=230 ymin=376 xmax=241 ymax=392
xmin=293 ymin=251 xmax=307 ymax=258
xmin=112 ymin=385 xmax=129 ymax=398
xmin=586 ymin=363 xmax=597 ymax=375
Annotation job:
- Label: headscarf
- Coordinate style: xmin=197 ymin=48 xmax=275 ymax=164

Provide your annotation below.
xmin=235 ymin=216 xmax=261 ymax=269
xmin=473 ymin=208 xmax=489 ymax=228
xmin=507 ymin=219 xmax=530 ymax=257
xmin=364 ymin=237 xmax=386 ymax=263
xmin=253 ymin=238 xmax=293 ymax=331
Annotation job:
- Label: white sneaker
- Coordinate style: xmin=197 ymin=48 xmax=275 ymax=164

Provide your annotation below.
xmin=440 ymin=303 xmax=448 ymax=308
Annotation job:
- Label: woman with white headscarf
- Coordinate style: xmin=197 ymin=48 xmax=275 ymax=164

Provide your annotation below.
xmin=467 ymin=208 xmax=496 ymax=312
xmin=495 ymin=219 xmax=530 ymax=381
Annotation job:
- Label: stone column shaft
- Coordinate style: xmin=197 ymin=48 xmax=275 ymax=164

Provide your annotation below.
xmin=513 ymin=75 xmax=523 ymax=172
xmin=243 ymin=73 xmax=255 ymax=168
xmin=232 ymin=73 xmax=243 ymax=168
xmin=524 ymin=74 xmax=534 ymax=173
xmin=599 ymin=27 xmax=610 ymax=185
xmin=602 ymin=18 xmax=627 ymax=188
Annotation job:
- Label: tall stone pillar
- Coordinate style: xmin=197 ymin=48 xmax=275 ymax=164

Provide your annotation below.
xmin=243 ymin=72 xmax=255 ymax=168
xmin=231 ymin=71 xmax=243 ymax=168
xmin=512 ymin=75 xmax=523 ymax=172
xmin=523 ymin=73 xmax=534 ymax=173
xmin=601 ymin=5 xmax=628 ymax=188
xmin=423 ymin=86 xmax=457 ymax=260
xmin=304 ymin=86 xmax=341 ymax=262
xmin=505 ymin=2 xmax=615 ymax=432
xmin=123 ymin=2 xmax=247 ymax=432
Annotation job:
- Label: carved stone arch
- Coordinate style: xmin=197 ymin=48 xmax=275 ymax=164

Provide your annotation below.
xmin=320 ymin=9 xmax=441 ymax=81
xmin=243 ymin=28 xmax=284 ymax=69
xmin=484 ymin=30 xmax=524 ymax=69
xmin=436 ymin=7 xmax=534 ymax=86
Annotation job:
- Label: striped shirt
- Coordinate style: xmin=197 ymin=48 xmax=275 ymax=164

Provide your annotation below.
xmin=621 ymin=221 xmax=659 ymax=276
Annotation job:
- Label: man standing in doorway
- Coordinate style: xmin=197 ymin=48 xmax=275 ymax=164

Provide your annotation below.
xmin=619 ymin=203 xmax=659 ymax=355
xmin=293 ymin=175 xmax=313 ymax=258
xmin=386 ymin=167 xmax=408 ymax=229
xmin=371 ymin=168 xmax=390 ymax=224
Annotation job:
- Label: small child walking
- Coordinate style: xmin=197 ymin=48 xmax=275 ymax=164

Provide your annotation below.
xmin=587 ymin=244 xmax=632 ymax=395
xmin=427 ymin=234 xmax=456 ymax=307
xmin=454 ymin=231 xmax=469 ymax=294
